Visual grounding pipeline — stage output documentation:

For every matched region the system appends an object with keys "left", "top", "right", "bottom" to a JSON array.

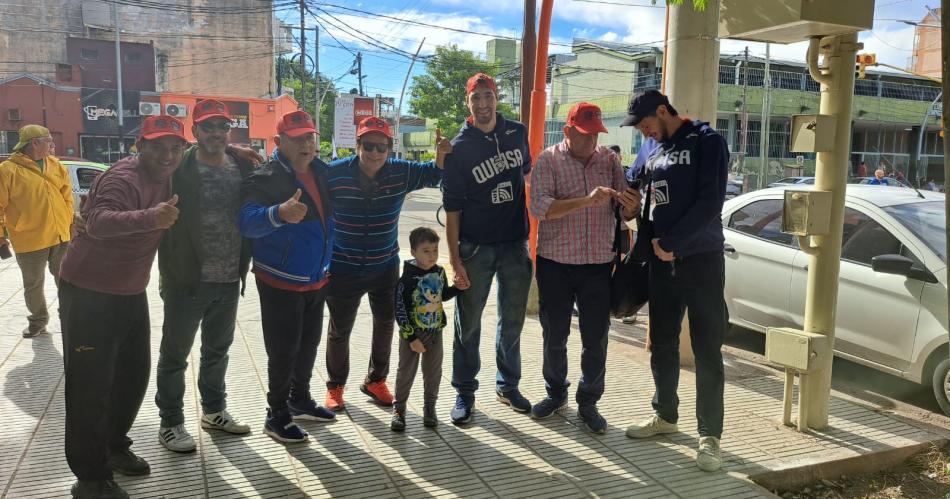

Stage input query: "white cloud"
[{"left": 601, "top": 31, "right": 619, "bottom": 42}]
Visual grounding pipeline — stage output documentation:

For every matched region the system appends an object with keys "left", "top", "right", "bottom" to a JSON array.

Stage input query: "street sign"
[{"left": 796, "top": 155, "right": 805, "bottom": 166}]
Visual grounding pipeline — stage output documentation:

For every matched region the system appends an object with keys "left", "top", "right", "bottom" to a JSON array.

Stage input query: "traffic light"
[{"left": 855, "top": 53, "right": 877, "bottom": 79}]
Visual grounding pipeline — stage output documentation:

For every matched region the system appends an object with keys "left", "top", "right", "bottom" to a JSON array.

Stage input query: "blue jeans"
[
  {"left": 648, "top": 251, "right": 726, "bottom": 439},
  {"left": 451, "top": 239, "right": 533, "bottom": 398},
  {"left": 155, "top": 282, "right": 239, "bottom": 428}
]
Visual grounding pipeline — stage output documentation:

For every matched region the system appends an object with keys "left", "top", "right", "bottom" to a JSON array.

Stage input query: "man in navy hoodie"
[
  {"left": 442, "top": 73, "right": 534, "bottom": 425},
  {"left": 620, "top": 90, "right": 729, "bottom": 472}
]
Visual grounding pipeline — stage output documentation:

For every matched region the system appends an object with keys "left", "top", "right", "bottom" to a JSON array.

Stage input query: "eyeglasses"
[
  {"left": 361, "top": 142, "right": 389, "bottom": 153},
  {"left": 198, "top": 121, "right": 232, "bottom": 133}
]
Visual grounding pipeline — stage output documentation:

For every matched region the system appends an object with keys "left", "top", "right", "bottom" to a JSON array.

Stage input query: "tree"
[
  {"left": 409, "top": 45, "right": 518, "bottom": 136},
  {"left": 663, "top": 0, "right": 707, "bottom": 9},
  {"left": 277, "top": 57, "right": 338, "bottom": 140}
]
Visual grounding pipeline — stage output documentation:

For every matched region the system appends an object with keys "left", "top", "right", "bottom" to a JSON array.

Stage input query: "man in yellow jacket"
[{"left": 0, "top": 124, "right": 74, "bottom": 337}]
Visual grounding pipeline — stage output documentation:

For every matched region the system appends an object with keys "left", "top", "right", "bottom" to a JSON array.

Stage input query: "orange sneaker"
[
  {"left": 325, "top": 386, "right": 345, "bottom": 412},
  {"left": 360, "top": 379, "right": 394, "bottom": 406}
]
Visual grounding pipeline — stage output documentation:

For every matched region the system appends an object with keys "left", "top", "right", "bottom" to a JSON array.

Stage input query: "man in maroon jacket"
[{"left": 58, "top": 116, "right": 187, "bottom": 499}]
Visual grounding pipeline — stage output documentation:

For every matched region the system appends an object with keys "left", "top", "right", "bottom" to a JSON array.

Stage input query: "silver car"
[
  {"left": 722, "top": 185, "right": 949, "bottom": 414},
  {"left": 61, "top": 159, "right": 109, "bottom": 211}
]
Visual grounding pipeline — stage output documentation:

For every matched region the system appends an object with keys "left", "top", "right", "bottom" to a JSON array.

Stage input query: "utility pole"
[
  {"left": 739, "top": 46, "right": 749, "bottom": 172},
  {"left": 357, "top": 52, "right": 364, "bottom": 96},
  {"left": 758, "top": 42, "right": 772, "bottom": 189},
  {"left": 395, "top": 38, "right": 426, "bottom": 160},
  {"left": 521, "top": 0, "right": 537, "bottom": 123},
  {"left": 112, "top": 2, "right": 124, "bottom": 136},
  {"left": 314, "top": 24, "right": 320, "bottom": 134},
  {"left": 299, "top": 0, "right": 307, "bottom": 111}
]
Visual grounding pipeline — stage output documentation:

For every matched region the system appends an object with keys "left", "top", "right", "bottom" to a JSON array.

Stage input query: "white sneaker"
[
  {"left": 158, "top": 424, "right": 196, "bottom": 453},
  {"left": 625, "top": 415, "right": 678, "bottom": 439},
  {"left": 201, "top": 410, "right": 251, "bottom": 434},
  {"left": 697, "top": 436, "right": 722, "bottom": 471}
]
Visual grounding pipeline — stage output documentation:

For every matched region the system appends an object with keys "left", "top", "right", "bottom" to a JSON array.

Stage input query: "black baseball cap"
[{"left": 620, "top": 90, "right": 676, "bottom": 127}]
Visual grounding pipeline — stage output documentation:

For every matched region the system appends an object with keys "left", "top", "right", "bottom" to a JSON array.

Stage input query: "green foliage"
[
  {"left": 409, "top": 45, "right": 519, "bottom": 137},
  {"left": 664, "top": 0, "right": 707, "bottom": 10},
  {"left": 277, "top": 57, "right": 338, "bottom": 138}
]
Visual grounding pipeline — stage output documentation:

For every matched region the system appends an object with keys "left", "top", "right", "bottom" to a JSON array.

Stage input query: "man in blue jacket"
[
  {"left": 620, "top": 90, "right": 729, "bottom": 472},
  {"left": 322, "top": 116, "right": 450, "bottom": 411},
  {"left": 442, "top": 73, "right": 534, "bottom": 425},
  {"left": 238, "top": 110, "right": 336, "bottom": 444}
]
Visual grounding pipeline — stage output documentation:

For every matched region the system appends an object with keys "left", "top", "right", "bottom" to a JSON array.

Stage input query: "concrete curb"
[{"left": 745, "top": 438, "right": 948, "bottom": 492}]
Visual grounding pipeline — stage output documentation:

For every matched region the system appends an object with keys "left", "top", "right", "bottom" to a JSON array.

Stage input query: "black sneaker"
[
  {"left": 577, "top": 404, "right": 607, "bottom": 434},
  {"left": 264, "top": 408, "right": 309, "bottom": 443},
  {"left": 496, "top": 388, "right": 531, "bottom": 413},
  {"left": 423, "top": 402, "right": 438, "bottom": 428},
  {"left": 71, "top": 480, "right": 129, "bottom": 499},
  {"left": 107, "top": 447, "right": 150, "bottom": 476},
  {"left": 287, "top": 398, "right": 336, "bottom": 422},
  {"left": 390, "top": 409, "right": 406, "bottom": 432},
  {"left": 531, "top": 397, "right": 568, "bottom": 420},
  {"left": 22, "top": 326, "right": 46, "bottom": 338}
]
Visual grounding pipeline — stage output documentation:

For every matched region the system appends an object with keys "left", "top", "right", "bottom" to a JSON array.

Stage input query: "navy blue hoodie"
[
  {"left": 442, "top": 114, "right": 532, "bottom": 244},
  {"left": 635, "top": 119, "right": 728, "bottom": 258}
]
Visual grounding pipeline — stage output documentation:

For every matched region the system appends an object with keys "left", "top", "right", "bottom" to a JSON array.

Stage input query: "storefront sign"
[{"left": 80, "top": 89, "right": 141, "bottom": 135}]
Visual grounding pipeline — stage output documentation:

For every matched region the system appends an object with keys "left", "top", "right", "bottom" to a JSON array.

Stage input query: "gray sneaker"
[
  {"left": 696, "top": 436, "right": 722, "bottom": 471},
  {"left": 201, "top": 410, "right": 251, "bottom": 434},
  {"left": 625, "top": 415, "right": 678, "bottom": 439},
  {"left": 158, "top": 424, "right": 196, "bottom": 453},
  {"left": 23, "top": 326, "right": 46, "bottom": 338}
]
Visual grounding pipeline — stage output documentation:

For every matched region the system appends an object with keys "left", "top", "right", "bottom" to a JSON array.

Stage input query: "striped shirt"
[
  {"left": 326, "top": 155, "right": 442, "bottom": 275},
  {"left": 530, "top": 141, "right": 626, "bottom": 265}
]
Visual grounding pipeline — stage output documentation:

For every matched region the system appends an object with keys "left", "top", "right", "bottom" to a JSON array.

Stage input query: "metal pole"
[
  {"left": 801, "top": 34, "right": 860, "bottom": 428},
  {"left": 521, "top": 0, "right": 536, "bottom": 123},
  {"left": 759, "top": 43, "right": 771, "bottom": 189},
  {"left": 739, "top": 46, "right": 749, "bottom": 171},
  {"left": 357, "top": 52, "right": 364, "bottom": 96},
  {"left": 395, "top": 38, "right": 426, "bottom": 159},
  {"left": 315, "top": 24, "right": 320, "bottom": 134},
  {"left": 299, "top": 0, "right": 306, "bottom": 111},
  {"left": 916, "top": 91, "right": 942, "bottom": 186},
  {"left": 113, "top": 2, "right": 123, "bottom": 132},
  {"left": 941, "top": 0, "right": 949, "bottom": 349}
]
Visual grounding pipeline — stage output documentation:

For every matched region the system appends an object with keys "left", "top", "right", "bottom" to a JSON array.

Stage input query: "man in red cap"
[
  {"left": 442, "top": 72, "right": 534, "bottom": 425},
  {"left": 527, "top": 102, "right": 641, "bottom": 433},
  {"left": 154, "top": 99, "right": 258, "bottom": 453},
  {"left": 238, "top": 110, "right": 337, "bottom": 444},
  {"left": 322, "top": 115, "right": 452, "bottom": 415},
  {"left": 58, "top": 115, "right": 188, "bottom": 499}
]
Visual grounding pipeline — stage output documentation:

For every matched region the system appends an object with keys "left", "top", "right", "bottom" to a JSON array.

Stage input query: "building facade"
[{"left": 911, "top": 8, "right": 941, "bottom": 79}]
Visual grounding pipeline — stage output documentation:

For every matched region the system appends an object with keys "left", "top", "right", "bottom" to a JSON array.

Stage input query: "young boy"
[{"left": 392, "top": 227, "right": 466, "bottom": 431}]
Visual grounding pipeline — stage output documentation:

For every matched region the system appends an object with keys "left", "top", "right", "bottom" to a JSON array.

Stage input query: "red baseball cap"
[
  {"left": 466, "top": 73, "right": 497, "bottom": 94},
  {"left": 356, "top": 116, "right": 393, "bottom": 139},
  {"left": 566, "top": 102, "right": 609, "bottom": 135},
  {"left": 277, "top": 110, "right": 318, "bottom": 137},
  {"left": 139, "top": 115, "right": 187, "bottom": 142},
  {"left": 193, "top": 99, "right": 231, "bottom": 123}
]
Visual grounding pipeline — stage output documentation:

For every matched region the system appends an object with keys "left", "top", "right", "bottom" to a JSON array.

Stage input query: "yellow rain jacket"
[{"left": 0, "top": 152, "right": 74, "bottom": 253}]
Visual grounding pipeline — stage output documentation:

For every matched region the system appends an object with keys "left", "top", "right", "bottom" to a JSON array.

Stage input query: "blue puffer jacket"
[{"left": 237, "top": 151, "right": 334, "bottom": 286}]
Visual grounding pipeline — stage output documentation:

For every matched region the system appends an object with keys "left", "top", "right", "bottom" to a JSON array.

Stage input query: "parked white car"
[
  {"left": 61, "top": 159, "right": 109, "bottom": 211},
  {"left": 722, "top": 185, "right": 949, "bottom": 414}
]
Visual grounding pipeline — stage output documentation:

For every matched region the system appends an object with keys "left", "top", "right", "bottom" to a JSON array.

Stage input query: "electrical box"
[
  {"left": 765, "top": 328, "right": 830, "bottom": 372},
  {"left": 790, "top": 114, "right": 836, "bottom": 153},
  {"left": 719, "top": 0, "right": 874, "bottom": 44},
  {"left": 782, "top": 189, "right": 831, "bottom": 236}
]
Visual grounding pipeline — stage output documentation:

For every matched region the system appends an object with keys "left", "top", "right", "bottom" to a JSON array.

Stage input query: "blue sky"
[{"left": 286, "top": 0, "right": 939, "bottom": 100}]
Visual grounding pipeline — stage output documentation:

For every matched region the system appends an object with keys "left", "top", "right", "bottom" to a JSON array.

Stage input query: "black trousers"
[
  {"left": 256, "top": 277, "right": 326, "bottom": 411},
  {"left": 536, "top": 256, "right": 612, "bottom": 406},
  {"left": 647, "top": 251, "right": 726, "bottom": 439},
  {"left": 60, "top": 280, "right": 151, "bottom": 481},
  {"left": 324, "top": 266, "right": 399, "bottom": 388}
]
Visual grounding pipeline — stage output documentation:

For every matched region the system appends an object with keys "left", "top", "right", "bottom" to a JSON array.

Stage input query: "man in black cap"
[{"left": 620, "top": 90, "right": 728, "bottom": 472}]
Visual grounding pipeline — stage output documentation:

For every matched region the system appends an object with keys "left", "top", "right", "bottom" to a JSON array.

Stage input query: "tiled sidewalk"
[{"left": 0, "top": 188, "right": 941, "bottom": 498}]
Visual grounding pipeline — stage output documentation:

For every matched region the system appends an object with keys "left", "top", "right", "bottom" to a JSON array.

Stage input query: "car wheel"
[{"left": 931, "top": 357, "right": 950, "bottom": 417}]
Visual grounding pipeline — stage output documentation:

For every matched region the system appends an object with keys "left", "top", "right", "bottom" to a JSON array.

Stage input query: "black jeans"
[
  {"left": 324, "top": 266, "right": 399, "bottom": 388},
  {"left": 536, "top": 256, "right": 612, "bottom": 406},
  {"left": 648, "top": 251, "right": 726, "bottom": 439},
  {"left": 60, "top": 280, "right": 151, "bottom": 481},
  {"left": 256, "top": 277, "right": 326, "bottom": 411}
]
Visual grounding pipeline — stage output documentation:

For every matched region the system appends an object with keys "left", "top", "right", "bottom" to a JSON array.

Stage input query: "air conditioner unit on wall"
[
  {"left": 139, "top": 102, "right": 160, "bottom": 116},
  {"left": 164, "top": 103, "right": 188, "bottom": 117}
]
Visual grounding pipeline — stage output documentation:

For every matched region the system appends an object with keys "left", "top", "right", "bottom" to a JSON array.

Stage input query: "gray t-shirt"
[{"left": 197, "top": 157, "right": 243, "bottom": 283}]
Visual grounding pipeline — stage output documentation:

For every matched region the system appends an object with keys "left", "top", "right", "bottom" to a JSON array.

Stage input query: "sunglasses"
[
  {"left": 361, "top": 142, "right": 389, "bottom": 153},
  {"left": 198, "top": 121, "right": 232, "bottom": 133}
]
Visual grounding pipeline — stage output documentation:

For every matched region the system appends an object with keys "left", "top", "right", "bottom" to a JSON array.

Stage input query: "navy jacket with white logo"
[
  {"left": 634, "top": 119, "right": 728, "bottom": 258},
  {"left": 442, "top": 114, "right": 532, "bottom": 244}
]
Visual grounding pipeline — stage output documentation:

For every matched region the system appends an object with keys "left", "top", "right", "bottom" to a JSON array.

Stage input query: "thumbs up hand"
[
  {"left": 154, "top": 194, "right": 180, "bottom": 229},
  {"left": 278, "top": 189, "right": 308, "bottom": 224}
]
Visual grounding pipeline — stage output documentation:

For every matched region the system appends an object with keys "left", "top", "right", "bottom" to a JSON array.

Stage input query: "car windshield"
[{"left": 883, "top": 201, "right": 946, "bottom": 264}]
